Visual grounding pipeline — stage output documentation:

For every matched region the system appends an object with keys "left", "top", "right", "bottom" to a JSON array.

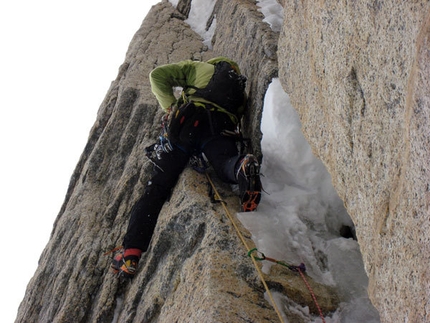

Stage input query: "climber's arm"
[{"left": 149, "top": 61, "right": 195, "bottom": 112}]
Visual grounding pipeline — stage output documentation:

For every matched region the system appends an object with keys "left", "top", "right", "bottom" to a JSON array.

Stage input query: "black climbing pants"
[{"left": 123, "top": 105, "right": 242, "bottom": 251}]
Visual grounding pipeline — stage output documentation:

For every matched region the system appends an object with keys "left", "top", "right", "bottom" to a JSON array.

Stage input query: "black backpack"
[{"left": 188, "top": 61, "right": 247, "bottom": 115}]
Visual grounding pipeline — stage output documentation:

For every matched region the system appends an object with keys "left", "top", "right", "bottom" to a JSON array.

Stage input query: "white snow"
[
  {"left": 168, "top": 0, "right": 179, "bottom": 8},
  {"left": 257, "top": 0, "right": 284, "bottom": 32},
  {"left": 174, "top": 1, "right": 380, "bottom": 321},
  {"left": 111, "top": 295, "right": 124, "bottom": 323},
  {"left": 237, "top": 79, "right": 380, "bottom": 322},
  {"left": 184, "top": 0, "right": 217, "bottom": 48}
]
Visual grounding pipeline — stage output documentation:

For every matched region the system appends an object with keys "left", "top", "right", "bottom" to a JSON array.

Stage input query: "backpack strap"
[
  {"left": 192, "top": 101, "right": 240, "bottom": 125},
  {"left": 183, "top": 61, "right": 246, "bottom": 122}
]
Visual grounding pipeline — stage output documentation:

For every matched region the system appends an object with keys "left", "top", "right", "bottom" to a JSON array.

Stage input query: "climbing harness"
[
  {"left": 145, "top": 106, "right": 250, "bottom": 176},
  {"left": 205, "top": 172, "right": 327, "bottom": 323}
]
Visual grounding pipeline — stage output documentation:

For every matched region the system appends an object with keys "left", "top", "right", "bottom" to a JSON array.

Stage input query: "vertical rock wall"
[
  {"left": 16, "top": 1, "right": 335, "bottom": 323},
  {"left": 278, "top": 1, "right": 430, "bottom": 322},
  {"left": 18, "top": 0, "right": 430, "bottom": 321}
]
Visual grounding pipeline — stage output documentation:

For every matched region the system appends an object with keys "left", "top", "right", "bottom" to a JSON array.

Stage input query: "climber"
[{"left": 111, "top": 57, "right": 262, "bottom": 278}]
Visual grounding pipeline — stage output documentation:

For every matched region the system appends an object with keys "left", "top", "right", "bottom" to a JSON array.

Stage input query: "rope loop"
[
  {"left": 248, "top": 248, "right": 306, "bottom": 273},
  {"left": 247, "top": 248, "right": 266, "bottom": 261}
]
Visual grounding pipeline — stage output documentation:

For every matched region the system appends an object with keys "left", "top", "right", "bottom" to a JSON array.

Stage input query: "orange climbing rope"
[{"left": 298, "top": 269, "right": 326, "bottom": 322}]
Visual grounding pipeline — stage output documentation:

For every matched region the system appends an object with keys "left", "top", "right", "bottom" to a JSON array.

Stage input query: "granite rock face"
[
  {"left": 16, "top": 1, "right": 335, "bottom": 323},
  {"left": 278, "top": 1, "right": 430, "bottom": 322},
  {"left": 17, "top": 0, "right": 430, "bottom": 322}
]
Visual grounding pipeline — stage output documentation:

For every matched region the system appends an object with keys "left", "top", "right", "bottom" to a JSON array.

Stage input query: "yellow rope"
[{"left": 205, "top": 172, "right": 285, "bottom": 323}]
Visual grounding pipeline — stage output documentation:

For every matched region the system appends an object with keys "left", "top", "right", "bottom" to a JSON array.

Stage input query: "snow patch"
[
  {"left": 238, "top": 78, "right": 380, "bottom": 322},
  {"left": 257, "top": 0, "right": 284, "bottom": 32},
  {"left": 168, "top": 0, "right": 179, "bottom": 8},
  {"left": 185, "top": 0, "right": 217, "bottom": 49},
  {"left": 111, "top": 295, "right": 124, "bottom": 323}
]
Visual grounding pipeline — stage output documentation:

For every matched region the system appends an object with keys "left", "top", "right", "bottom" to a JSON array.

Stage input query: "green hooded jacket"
[{"left": 149, "top": 57, "right": 246, "bottom": 122}]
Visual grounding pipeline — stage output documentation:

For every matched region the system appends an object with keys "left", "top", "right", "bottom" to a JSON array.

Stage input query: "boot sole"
[{"left": 241, "top": 161, "right": 261, "bottom": 212}]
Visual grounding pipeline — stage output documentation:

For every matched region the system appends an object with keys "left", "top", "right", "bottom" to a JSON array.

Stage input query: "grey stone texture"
[
  {"left": 16, "top": 0, "right": 430, "bottom": 322},
  {"left": 278, "top": 1, "right": 430, "bottom": 322}
]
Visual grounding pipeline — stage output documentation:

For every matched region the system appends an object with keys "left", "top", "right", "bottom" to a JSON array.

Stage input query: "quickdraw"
[
  {"left": 204, "top": 172, "right": 285, "bottom": 322},
  {"left": 205, "top": 171, "right": 327, "bottom": 323},
  {"left": 247, "top": 248, "right": 306, "bottom": 272},
  {"left": 247, "top": 248, "right": 326, "bottom": 323}
]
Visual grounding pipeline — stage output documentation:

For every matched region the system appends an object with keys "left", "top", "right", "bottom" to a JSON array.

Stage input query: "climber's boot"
[
  {"left": 236, "top": 154, "right": 262, "bottom": 212},
  {"left": 111, "top": 248, "right": 141, "bottom": 279}
]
